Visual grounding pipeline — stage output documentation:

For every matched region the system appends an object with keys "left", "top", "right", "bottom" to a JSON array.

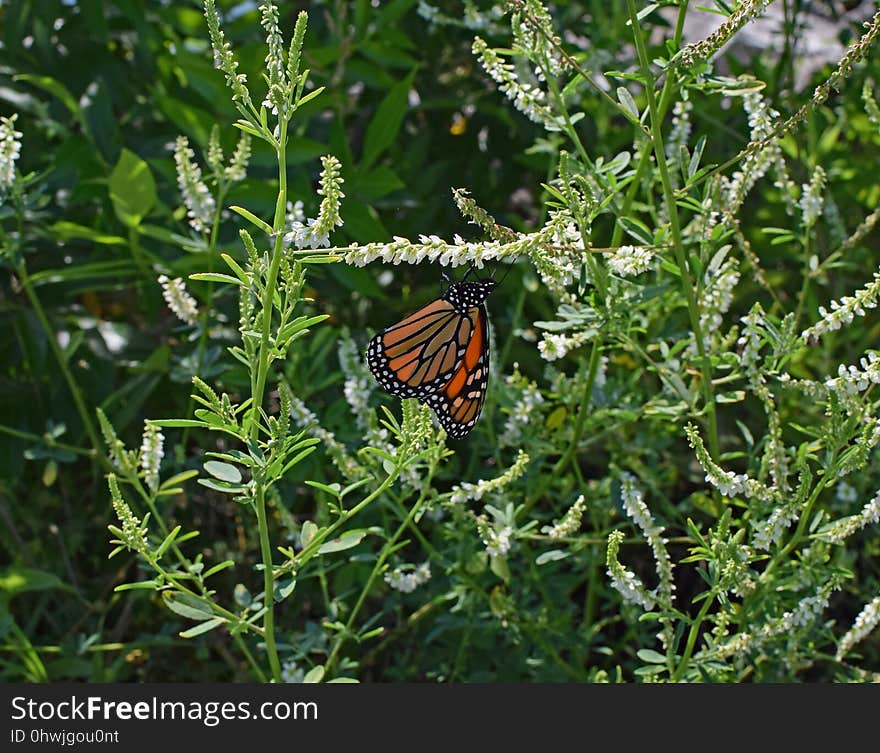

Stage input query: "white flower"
[
  {"left": 158, "top": 275, "right": 199, "bottom": 325},
  {"left": 473, "top": 36, "right": 556, "bottom": 128},
  {"left": 824, "top": 491, "right": 880, "bottom": 543},
  {"left": 620, "top": 474, "right": 675, "bottom": 613},
  {"left": 606, "top": 245, "right": 655, "bottom": 276},
  {"left": 836, "top": 594, "right": 880, "bottom": 661},
  {"left": 545, "top": 495, "right": 586, "bottom": 539},
  {"left": 384, "top": 562, "right": 432, "bottom": 593},
  {"left": 139, "top": 421, "right": 165, "bottom": 492},
  {"left": 799, "top": 165, "right": 826, "bottom": 228},
  {"left": 0, "top": 113, "right": 23, "bottom": 193},
  {"left": 500, "top": 372, "right": 544, "bottom": 447},
  {"left": 448, "top": 450, "right": 529, "bottom": 504},
  {"left": 483, "top": 525, "right": 513, "bottom": 558},
  {"left": 173, "top": 136, "right": 216, "bottom": 233},
  {"left": 537, "top": 331, "right": 591, "bottom": 361},
  {"left": 802, "top": 269, "right": 880, "bottom": 342}
]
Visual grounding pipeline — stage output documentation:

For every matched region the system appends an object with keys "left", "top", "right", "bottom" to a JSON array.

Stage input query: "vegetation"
[{"left": 2, "top": 0, "right": 880, "bottom": 683}]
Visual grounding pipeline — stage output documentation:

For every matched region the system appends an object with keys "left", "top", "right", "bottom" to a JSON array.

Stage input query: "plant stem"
[
  {"left": 324, "top": 490, "right": 428, "bottom": 674},
  {"left": 182, "top": 193, "right": 226, "bottom": 449},
  {"left": 16, "top": 261, "right": 107, "bottom": 467},
  {"left": 255, "top": 483, "right": 282, "bottom": 682},
  {"left": 554, "top": 338, "right": 602, "bottom": 473},
  {"left": 627, "top": 0, "right": 719, "bottom": 458},
  {"left": 670, "top": 589, "right": 715, "bottom": 682},
  {"left": 246, "top": 119, "right": 291, "bottom": 684}
]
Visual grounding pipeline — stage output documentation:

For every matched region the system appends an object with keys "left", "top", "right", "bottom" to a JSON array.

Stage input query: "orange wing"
[
  {"left": 366, "top": 298, "right": 474, "bottom": 399},
  {"left": 425, "top": 305, "right": 490, "bottom": 439}
]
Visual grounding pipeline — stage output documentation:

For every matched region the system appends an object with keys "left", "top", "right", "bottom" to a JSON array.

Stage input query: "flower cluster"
[
  {"left": 225, "top": 132, "right": 252, "bottom": 182},
  {"left": 0, "top": 113, "right": 23, "bottom": 193},
  {"left": 448, "top": 450, "right": 529, "bottom": 504},
  {"left": 173, "top": 136, "right": 216, "bottom": 234},
  {"left": 343, "top": 213, "right": 562, "bottom": 272},
  {"left": 537, "top": 331, "right": 591, "bottom": 361},
  {"left": 338, "top": 333, "right": 373, "bottom": 432},
  {"left": 606, "top": 530, "right": 655, "bottom": 611},
  {"left": 721, "top": 90, "right": 793, "bottom": 215},
  {"left": 288, "top": 395, "right": 362, "bottom": 480},
  {"left": 605, "top": 245, "right": 655, "bottom": 277},
  {"left": 476, "top": 517, "right": 514, "bottom": 558},
  {"left": 544, "top": 494, "right": 586, "bottom": 539},
  {"left": 823, "top": 491, "right": 880, "bottom": 543},
  {"left": 260, "top": 3, "right": 286, "bottom": 115},
  {"left": 836, "top": 594, "right": 880, "bottom": 661},
  {"left": 699, "top": 258, "right": 740, "bottom": 337},
  {"left": 472, "top": 36, "right": 555, "bottom": 128},
  {"left": 713, "top": 581, "right": 840, "bottom": 660},
  {"left": 139, "top": 421, "right": 165, "bottom": 492},
  {"left": 799, "top": 165, "right": 826, "bottom": 228},
  {"left": 510, "top": 0, "right": 568, "bottom": 80},
  {"left": 158, "top": 275, "right": 199, "bottom": 325},
  {"left": 620, "top": 473, "right": 675, "bottom": 612},
  {"left": 499, "top": 368, "right": 545, "bottom": 446},
  {"left": 384, "top": 562, "right": 432, "bottom": 593},
  {"left": 678, "top": 0, "right": 773, "bottom": 68},
  {"left": 801, "top": 268, "right": 880, "bottom": 342},
  {"left": 107, "top": 475, "right": 149, "bottom": 555},
  {"left": 686, "top": 424, "right": 779, "bottom": 503},
  {"left": 823, "top": 351, "right": 880, "bottom": 400},
  {"left": 204, "top": 0, "right": 254, "bottom": 110},
  {"left": 287, "top": 155, "right": 344, "bottom": 249}
]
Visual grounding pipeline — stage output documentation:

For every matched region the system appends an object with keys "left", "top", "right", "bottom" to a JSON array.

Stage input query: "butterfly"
[{"left": 366, "top": 278, "right": 495, "bottom": 439}]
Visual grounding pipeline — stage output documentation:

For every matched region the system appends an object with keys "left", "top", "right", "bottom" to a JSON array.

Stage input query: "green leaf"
[
  {"left": 616, "top": 86, "right": 641, "bottom": 123},
  {"left": 160, "top": 470, "right": 199, "bottom": 490},
  {"left": 490, "top": 555, "right": 510, "bottom": 583},
  {"left": 229, "top": 205, "right": 273, "bottom": 235},
  {"left": 49, "top": 221, "right": 126, "bottom": 246},
  {"left": 301, "top": 520, "right": 319, "bottom": 548},
  {"left": 114, "top": 580, "right": 160, "bottom": 592},
  {"left": 203, "top": 460, "right": 242, "bottom": 484},
  {"left": 303, "top": 665, "right": 325, "bottom": 683},
  {"left": 197, "top": 478, "right": 245, "bottom": 494},
  {"left": 536, "top": 549, "right": 570, "bottom": 565},
  {"left": 318, "top": 531, "right": 367, "bottom": 554},
  {"left": 179, "top": 617, "right": 226, "bottom": 639},
  {"left": 189, "top": 272, "right": 245, "bottom": 286},
  {"left": 150, "top": 419, "right": 206, "bottom": 428},
  {"left": 361, "top": 70, "right": 415, "bottom": 169},
  {"left": 0, "top": 567, "right": 65, "bottom": 598},
  {"left": 637, "top": 649, "right": 667, "bottom": 664},
  {"left": 163, "top": 592, "right": 214, "bottom": 621},
  {"left": 108, "top": 149, "right": 157, "bottom": 227},
  {"left": 14, "top": 74, "right": 84, "bottom": 129}
]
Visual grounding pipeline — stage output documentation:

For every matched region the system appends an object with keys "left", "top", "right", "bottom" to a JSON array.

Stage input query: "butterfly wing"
[
  {"left": 367, "top": 297, "right": 474, "bottom": 399},
  {"left": 425, "top": 303, "right": 490, "bottom": 439}
]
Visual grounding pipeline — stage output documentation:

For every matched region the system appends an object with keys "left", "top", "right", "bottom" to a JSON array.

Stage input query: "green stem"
[
  {"left": 671, "top": 589, "right": 715, "bottom": 682},
  {"left": 627, "top": 0, "right": 719, "bottom": 458},
  {"left": 325, "top": 490, "right": 427, "bottom": 674},
  {"left": 0, "top": 424, "right": 94, "bottom": 458},
  {"left": 255, "top": 485, "right": 282, "bottom": 682},
  {"left": 16, "top": 261, "right": 106, "bottom": 467},
  {"left": 247, "top": 119, "right": 289, "bottom": 683},
  {"left": 182, "top": 192, "right": 226, "bottom": 448},
  {"left": 553, "top": 338, "right": 602, "bottom": 473},
  {"left": 293, "top": 468, "right": 401, "bottom": 568}
]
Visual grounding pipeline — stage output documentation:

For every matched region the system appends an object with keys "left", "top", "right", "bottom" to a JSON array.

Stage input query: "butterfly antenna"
[{"left": 495, "top": 251, "right": 522, "bottom": 286}]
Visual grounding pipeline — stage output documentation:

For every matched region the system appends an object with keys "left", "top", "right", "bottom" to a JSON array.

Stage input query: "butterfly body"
[{"left": 367, "top": 280, "right": 495, "bottom": 438}]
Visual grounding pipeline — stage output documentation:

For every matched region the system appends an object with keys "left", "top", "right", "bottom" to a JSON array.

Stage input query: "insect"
[{"left": 366, "top": 277, "right": 495, "bottom": 439}]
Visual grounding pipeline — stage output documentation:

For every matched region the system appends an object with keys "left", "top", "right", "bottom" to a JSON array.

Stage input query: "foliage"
[{"left": 2, "top": 0, "right": 880, "bottom": 683}]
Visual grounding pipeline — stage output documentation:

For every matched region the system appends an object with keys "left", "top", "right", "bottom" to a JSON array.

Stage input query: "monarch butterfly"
[{"left": 366, "top": 278, "right": 495, "bottom": 439}]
